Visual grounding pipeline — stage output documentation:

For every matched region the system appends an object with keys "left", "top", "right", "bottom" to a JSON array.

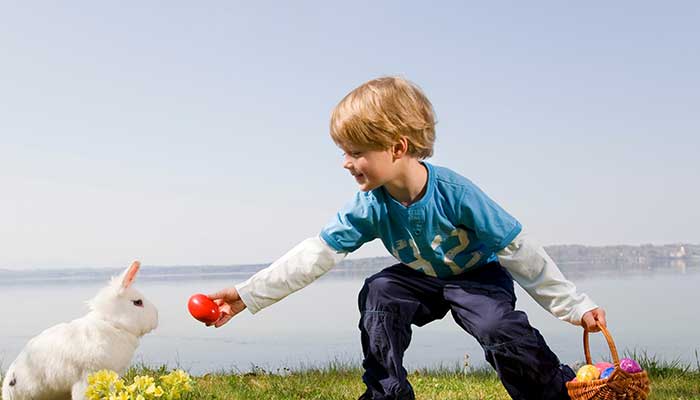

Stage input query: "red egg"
[{"left": 188, "top": 294, "right": 221, "bottom": 324}]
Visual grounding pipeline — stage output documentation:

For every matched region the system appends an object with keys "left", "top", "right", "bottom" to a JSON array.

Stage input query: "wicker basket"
[{"left": 566, "top": 323, "right": 650, "bottom": 400}]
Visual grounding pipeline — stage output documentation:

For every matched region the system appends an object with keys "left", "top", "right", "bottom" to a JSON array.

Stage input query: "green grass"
[{"left": 2, "top": 355, "right": 699, "bottom": 399}]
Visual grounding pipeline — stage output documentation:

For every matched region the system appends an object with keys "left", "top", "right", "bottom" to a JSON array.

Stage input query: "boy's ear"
[{"left": 392, "top": 137, "right": 409, "bottom": 159}]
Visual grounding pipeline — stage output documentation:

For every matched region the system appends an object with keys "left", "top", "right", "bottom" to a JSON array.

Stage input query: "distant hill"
[
  {"left": 0, "top": 243, "right": 697, "bottom": 284},
  {"left": 545, "top": 243, "right": 698, "bottom": 265}
]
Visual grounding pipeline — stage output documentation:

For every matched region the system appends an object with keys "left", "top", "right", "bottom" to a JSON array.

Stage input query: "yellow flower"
[
  {"left": 145, "top": 382, "right": 163, "bottom": 396},
  {"left": 85, "top": 387, "right": 103, "bottom": 400},
  {"left": 88, "top": 370, "right": 119, "bottom": 386},
  {"left": 109, "top": 391, "right": 130, "bottom": 400},
  {"left": 87, "top": 368, "right": 193, "bottom": 400},
  {"left": 158, "top": 369, "right": 194, "bottom": 399},
  {"left": 86, "top": 370, "right": 124, "bottom": 400},
  {"left": 134, "top": 375, "right": 156, "bottom": 391},
  {"left": 152, "top": 385, "right": 165, "bottom": 397}
]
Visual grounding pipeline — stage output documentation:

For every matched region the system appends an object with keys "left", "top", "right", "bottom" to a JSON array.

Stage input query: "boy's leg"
[
  {"left": 445, "top": 263, "right": 574, "bottom": 400},
  {"left": 358, "top": 264, "right": 449, "bottom": 400}
]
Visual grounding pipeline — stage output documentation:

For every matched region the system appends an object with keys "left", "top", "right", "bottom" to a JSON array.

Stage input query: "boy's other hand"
[
  {"left": 207, "top": 287, "right": 247, "bottom": 328},
  {"left": 581, "top": 307, "right": 607, "bottom": 332}
]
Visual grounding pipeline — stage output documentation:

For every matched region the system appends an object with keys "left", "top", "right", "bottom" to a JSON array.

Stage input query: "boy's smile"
[
  {"left": 342, "top": 147, "right": 396, "bottom": 192},
  {"left": 341, "top": 139, "right": 428, "bottom": 207}
]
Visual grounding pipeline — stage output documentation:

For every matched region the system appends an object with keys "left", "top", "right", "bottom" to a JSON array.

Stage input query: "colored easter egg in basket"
[
  {"left": 576, "top": 364, "right": 600, "bottom": 382},
  {"left": 595, "top": 362, "right": 614, "bottom": 372},
  {"left": 188, "top": 293, "right": 221, "bottom": 324},
  {"left": 619, "top": 358, "right": 642, "bottom": 373},
  {"left": 600, "top": 366, "right": 615, "bottom": 379}
]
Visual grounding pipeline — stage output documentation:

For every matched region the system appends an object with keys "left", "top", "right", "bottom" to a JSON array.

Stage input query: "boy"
[{"left": 209, "top": 77, "right": 606, "bottom": 400}]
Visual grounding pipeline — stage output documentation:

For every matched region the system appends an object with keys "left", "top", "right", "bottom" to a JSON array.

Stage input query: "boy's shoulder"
[
  {"left": 428, "top": 163, "right": 513, "bottom": 219},
  {"left": 429, "top": 163, "right": 478, "bottom": 191}
]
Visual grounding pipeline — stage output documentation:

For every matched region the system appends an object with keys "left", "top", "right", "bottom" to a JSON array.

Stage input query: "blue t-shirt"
[{"left": 320, "top": 162, "right": 522, "bottom": 278}]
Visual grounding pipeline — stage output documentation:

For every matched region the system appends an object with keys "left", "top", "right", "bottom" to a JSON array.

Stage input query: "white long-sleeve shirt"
[
  {"left": 235, "top": 232, "right": 597, "bottom": 325},
  {"left": 496, "top": 231, "right": 597, "bottom": 325}
]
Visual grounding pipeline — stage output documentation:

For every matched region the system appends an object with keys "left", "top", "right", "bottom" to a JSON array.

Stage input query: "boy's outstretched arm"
[
  {"left": 207, "top": 236, "right": 347, "bottom": 327},
  {"left": 497, "top": 230, "right": 607, "bottom": 331},
  {"left": 208, "top": 287, "right": 247, "bottom": 328}
]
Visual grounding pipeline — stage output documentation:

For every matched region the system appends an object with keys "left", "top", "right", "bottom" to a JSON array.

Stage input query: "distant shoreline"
[
  {"left": 3, "top": 242, "right": 698, "bottom": 270},
  {"left": 1, "top": 243, "right": 698, "bottom": 284}
]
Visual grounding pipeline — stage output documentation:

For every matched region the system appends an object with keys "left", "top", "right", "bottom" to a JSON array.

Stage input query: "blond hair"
[{"left": 330, "top": 76, "right": 436, "bottom": 159}]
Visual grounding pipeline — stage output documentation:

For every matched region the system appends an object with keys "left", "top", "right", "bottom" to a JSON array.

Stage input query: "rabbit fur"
[{"left": 1, "top": 261, "right": 158, "bottom": 400}]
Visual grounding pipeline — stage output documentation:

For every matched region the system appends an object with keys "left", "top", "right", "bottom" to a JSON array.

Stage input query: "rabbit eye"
[{"left": 132, "top": 299, "right": 144, "bottom": 307}]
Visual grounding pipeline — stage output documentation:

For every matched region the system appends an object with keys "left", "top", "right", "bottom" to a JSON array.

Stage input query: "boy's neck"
[{"left": 383, "top": 159, "right": 428, "bottom": 207}]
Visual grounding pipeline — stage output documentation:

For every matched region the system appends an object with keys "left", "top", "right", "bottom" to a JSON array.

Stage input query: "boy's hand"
[
  {"left": 207, "top": 287, "right": 247, "bottom": 328},
  {"left": 581, "top": 307, "right": 607, "bottom": 332}
]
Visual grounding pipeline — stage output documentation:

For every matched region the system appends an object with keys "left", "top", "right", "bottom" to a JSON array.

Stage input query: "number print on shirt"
[
  {"left": 393, "top": 228, "right": 481, "bottom": 277},
  {"left": 392, "top": 237, "right": 438, "bottom": 277}
]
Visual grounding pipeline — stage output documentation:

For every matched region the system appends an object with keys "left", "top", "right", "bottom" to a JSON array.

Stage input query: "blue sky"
[{"left": 1, "top": 2, "right": 698, "bottom": 269}]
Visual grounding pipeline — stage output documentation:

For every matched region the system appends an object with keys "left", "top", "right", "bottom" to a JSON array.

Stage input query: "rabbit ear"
[{"left": 121, "top": 260, "right": 141, "bottom": 289}]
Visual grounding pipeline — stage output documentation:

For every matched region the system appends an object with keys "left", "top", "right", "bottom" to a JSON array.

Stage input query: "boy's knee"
[
  {"left": 474, "top": 311, "right": 532, "bottom": 345},
  {"left": 473, "top": 317, "right": 507, "bottom": 343}
]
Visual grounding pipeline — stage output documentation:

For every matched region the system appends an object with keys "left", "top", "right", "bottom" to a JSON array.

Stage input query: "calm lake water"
[{"left": 1, "top": 261, "right": 699, "bottom": 375}]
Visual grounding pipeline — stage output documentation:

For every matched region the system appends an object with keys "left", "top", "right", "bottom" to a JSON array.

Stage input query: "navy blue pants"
[{"left": 358, "top": 262, "right": 575, "bottom": 400}]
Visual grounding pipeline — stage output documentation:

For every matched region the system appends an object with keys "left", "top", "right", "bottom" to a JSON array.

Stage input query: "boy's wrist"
[
  {"left": 234, "top": 280, "right": 260, "bottom": 314},
  {"left": 571, "top": 299, "right": 598, "bottom": 326}
]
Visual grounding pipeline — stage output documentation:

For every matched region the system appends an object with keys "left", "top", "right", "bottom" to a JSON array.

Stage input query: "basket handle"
[{"left": 583, "top": 321, "right": 620, "bottom": 367}]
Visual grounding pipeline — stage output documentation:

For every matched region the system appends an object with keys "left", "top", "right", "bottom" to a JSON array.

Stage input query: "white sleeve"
[
  {"left": 234, "top": 236, "right": 347, "bottom": 314},
  {"left": 496, "top": 230, "right": 597, "bottom": 325}
]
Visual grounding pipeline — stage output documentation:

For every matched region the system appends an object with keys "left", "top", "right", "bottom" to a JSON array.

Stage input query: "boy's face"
[{"left": 341, "top": 145, "right": 396, "bottom": 192}]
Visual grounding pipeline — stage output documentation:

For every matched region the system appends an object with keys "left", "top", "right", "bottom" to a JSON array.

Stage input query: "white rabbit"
[{"left": 2, "top": 260, "right": 158, "bottom": 400}]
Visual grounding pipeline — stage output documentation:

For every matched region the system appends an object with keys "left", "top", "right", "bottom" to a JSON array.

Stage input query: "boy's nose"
[{"left": 342, "top": 156, "right": 352, "bottom": 170}]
